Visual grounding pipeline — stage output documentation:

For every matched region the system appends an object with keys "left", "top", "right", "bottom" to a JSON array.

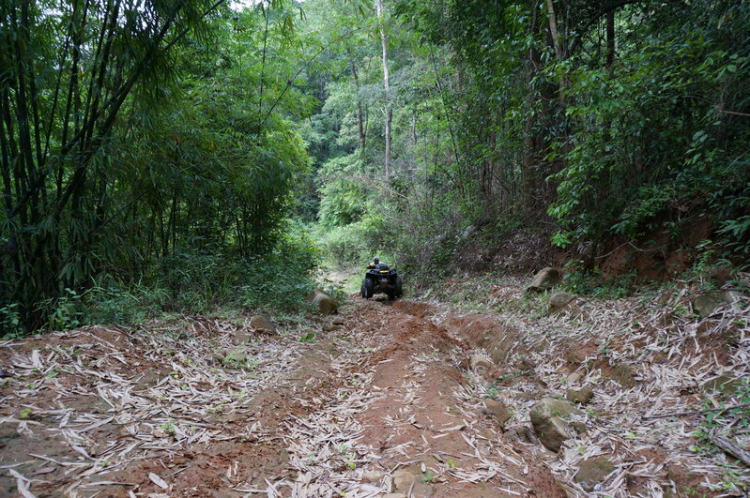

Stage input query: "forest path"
[
  {"left": 1, "top": 285, "right": 749, "bottom": 497},
  {"left": 0, "top": 297, "right": 562, "bottom": 498}
]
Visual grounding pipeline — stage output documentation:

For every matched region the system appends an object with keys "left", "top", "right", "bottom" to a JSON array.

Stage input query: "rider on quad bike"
[
  {"left": 368, "top": 257, "right": 384, "bottom": 269},
  {"left": 361, "top": 257, "right": 403, "bottom": 300}
]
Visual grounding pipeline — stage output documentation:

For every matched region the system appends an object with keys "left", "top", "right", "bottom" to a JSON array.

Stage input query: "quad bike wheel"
[
  {"left": 387, "top": 276, "right": 403, "bottom": 300},
  {"left": 361, "top": 278, "right": 374, "bottom": 298}
]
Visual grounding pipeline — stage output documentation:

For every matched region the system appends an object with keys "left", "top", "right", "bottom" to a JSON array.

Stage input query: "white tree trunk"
[{"left": 376, "top": 0, "right": 392, "bottom": 178}]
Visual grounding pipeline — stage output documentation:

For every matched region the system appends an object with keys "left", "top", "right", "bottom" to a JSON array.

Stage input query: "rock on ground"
[
  {"left": 307, "top": 288, "right": 338, "bottom": 314},
  {"left": 574, "top": 456, "right": 616, "bottom": 491},
  {"left": 470, "top": 353, "right": 493, "bottom": 369},
  {"left": 526, "top": 267, "right": 561, "bottom": 293},
  {"left": 567, "top": 386, "right": 594, "bottom": 405},
  {"left": 693, "top": 291, "right": 741, "bottom": 317},
  {"left": 548, "top": 291, "right": 575, "bottom": 311},
  {"left": 484, "top": 399, "right": 512, "bottom": 428},
  {"left": 529, "top": 397, "right": 582, "bottom": 452},
  {"left": 249, "top": 315, "right": 277, "bottom": 334}
]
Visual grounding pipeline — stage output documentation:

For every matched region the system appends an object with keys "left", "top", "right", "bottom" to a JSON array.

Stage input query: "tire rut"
[{"left": 0, "top": 299, "right": 563, "bottom": 497}]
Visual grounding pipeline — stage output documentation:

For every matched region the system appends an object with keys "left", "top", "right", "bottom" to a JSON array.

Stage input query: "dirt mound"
[
  {"left": 343, "top": 300, "right": 563, "bottom": 497},
  {"left": 441, "top": 314, "right": 520, "bottom": 364},
  {"left": 391, "top": 300, "right": 436, "bottom": 318},
  {"left": 454, "top": 228, "right": 559, "bottom": 273},
  {"left": 600, "top": 214, "right": 714, "bottom": 281}
]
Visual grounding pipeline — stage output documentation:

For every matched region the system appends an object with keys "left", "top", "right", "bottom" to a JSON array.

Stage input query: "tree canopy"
[{"left": 2, "top": 0, "right": 749, "bottom": 333}]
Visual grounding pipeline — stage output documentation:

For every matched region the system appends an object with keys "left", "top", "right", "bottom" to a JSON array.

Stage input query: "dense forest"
[{"left": 1, "top": 0, "right": 749, "bottom": 334}]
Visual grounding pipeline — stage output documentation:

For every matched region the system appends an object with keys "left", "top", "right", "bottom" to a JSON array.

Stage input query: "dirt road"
[{"left": 1, "top": 286, "right": 749, "bottom": 497}]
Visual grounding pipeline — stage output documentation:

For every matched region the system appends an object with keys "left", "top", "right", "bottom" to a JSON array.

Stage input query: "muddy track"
[
  {"left": 0, "top": 299, "right": 565, "bottom": 497},
  {"left": 2, "top": 287, "right": 749, "bottom": 497}
]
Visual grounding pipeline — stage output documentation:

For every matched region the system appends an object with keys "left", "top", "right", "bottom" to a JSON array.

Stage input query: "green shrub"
[
  {"left": 317, "top": 212, "right": 392, "bottom": 269},
  {"left": 85, "top": 285, "right": 169, "bottom": 325},
  {"left": 239, "top": 228, "right": 321, "bottom": 313}
]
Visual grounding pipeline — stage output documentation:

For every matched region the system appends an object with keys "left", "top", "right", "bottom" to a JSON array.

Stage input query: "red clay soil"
[
  {"left": 599, "top": 213, "right": 714, "bottom": 282},
  {"left": 0, "top": 300, "right": 565, "bottom": 498},
  {"left": 350, "top": 303, "right": 563, "bottom": 497}
]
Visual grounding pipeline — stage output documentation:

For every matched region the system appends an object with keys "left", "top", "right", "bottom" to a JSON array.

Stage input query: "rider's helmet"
[{"left": 373, "top": 257, "right": 380, "bottom": 264}]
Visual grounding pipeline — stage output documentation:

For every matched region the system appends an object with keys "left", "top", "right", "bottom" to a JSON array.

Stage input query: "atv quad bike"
[{"left": 360, "top": 265, "right": 403, "bottom": 300}]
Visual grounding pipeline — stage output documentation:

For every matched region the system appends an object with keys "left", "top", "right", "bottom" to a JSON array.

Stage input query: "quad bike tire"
[
  {"left": 361, "top": 278, "right": 374, "bottom": 299},
  {"left": 387, "top": 276, "right": 403, "bottom": 300}
]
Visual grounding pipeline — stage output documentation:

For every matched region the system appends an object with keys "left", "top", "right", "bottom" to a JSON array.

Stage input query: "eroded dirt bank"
[{"left": 1, "top": 283, "right": 749, "bottom": 497}]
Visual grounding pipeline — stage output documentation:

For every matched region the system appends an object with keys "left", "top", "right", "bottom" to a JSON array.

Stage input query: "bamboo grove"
[{"left": 1, "top": 0, "right": 312, "bottom": 331}]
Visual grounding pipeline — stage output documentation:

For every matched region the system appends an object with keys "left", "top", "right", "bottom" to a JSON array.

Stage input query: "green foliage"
[
  {"left": 317, "top": 214, "right": 390, "bottom": 268},
  {"left": 0, "top": 0, "right": 230, "bottom": 332},
  {"left": 322, "top": 282, "right": 348, "bottom": 305},
  {"left": 715, "top": 183, "right": 750, "bottom": 267},
  {"left": 41, "top": 289, "right": 85, "bottom": 332},
  {"left": 239, "top": 237, "right": 321, "bottom": 313},
  {"left": 0, "top": 303, "right": 22, "bottom": 338},
  {"left": 692, "top": 378, "right": 750, "bottom": 494},
  {"left": 561, "top": 260, "right": 636, "bottom": 299},
  {"left": 317, "top": 155, "right": 367, "bottom": 227},
  {"left": 24, "top": 283, "right": 168, "bottom": 333},
  {"left": 548, "top": 1, "right": 750, "bottom": 256},
  {"left": 0, "top": 1, "right": 318, "bottom": 333},
  {"left": 298, "top": 332, "right": 317, "bottom": 343}
]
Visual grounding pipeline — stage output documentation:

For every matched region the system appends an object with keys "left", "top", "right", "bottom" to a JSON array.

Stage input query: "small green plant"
[
  {"left": 0, "top": 302, "right": 22, "bottom": 337},
  {"left": 19, "top": 408, "right": 33, "bottom": 419},
  {"left": 42, "top": 288, "right": 84, "bottom": 331},
  {"left": 160, "top": 419, "right": 176, "bottom": 434},
  {"left": 207, "top": 403, "right": 225, "bottom": 413},
  {"left": 682, "top": 485, "right": 706, "bottom": 497},
  {"left": 560, "top": 260, "right": 636, "bottom": 299},
  {"left": 323, "top": 282, "right": 348, "bottom": 306},
  {"left": 709, "top": 466, "right": 747, "bottom": 493},
  {"left": 299, "top": 332, "right": 317, "bottom": 343},
  {"left": 692, "top": 380, "right": 750, "bottom": 456},
  {"left": 422, "top": 470, "right": 436, "bottom": 483}
]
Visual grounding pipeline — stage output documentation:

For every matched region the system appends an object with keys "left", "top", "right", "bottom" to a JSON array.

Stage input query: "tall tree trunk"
[
  {"left": 545, "top": 0, "right": 566, "bottom": 103},
  {"left": 606, "top": 9, "right": 616, "bottom": 68},
  {"left": 545, "top": 0, "right": 563, "bottom": 61},
  {"left": 523, "top": 0, "right": 558, "bottom": 210},
  {"left": 522, "top": 2, "right": 541, "bottom": 210},
  {"left": 346, "top": 46, "right": 367, "bottom": 151},
  {"left": 376, "top": 0, "right": 392, "bottom": 178}
]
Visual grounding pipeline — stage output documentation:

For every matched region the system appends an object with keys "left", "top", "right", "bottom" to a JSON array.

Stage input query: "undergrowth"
[
  {"left": 1, "top": 232, "right": 322, "bottom": 338},
  {"left": 691, "top": 379, "right": 750, "bottom": 494}
]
